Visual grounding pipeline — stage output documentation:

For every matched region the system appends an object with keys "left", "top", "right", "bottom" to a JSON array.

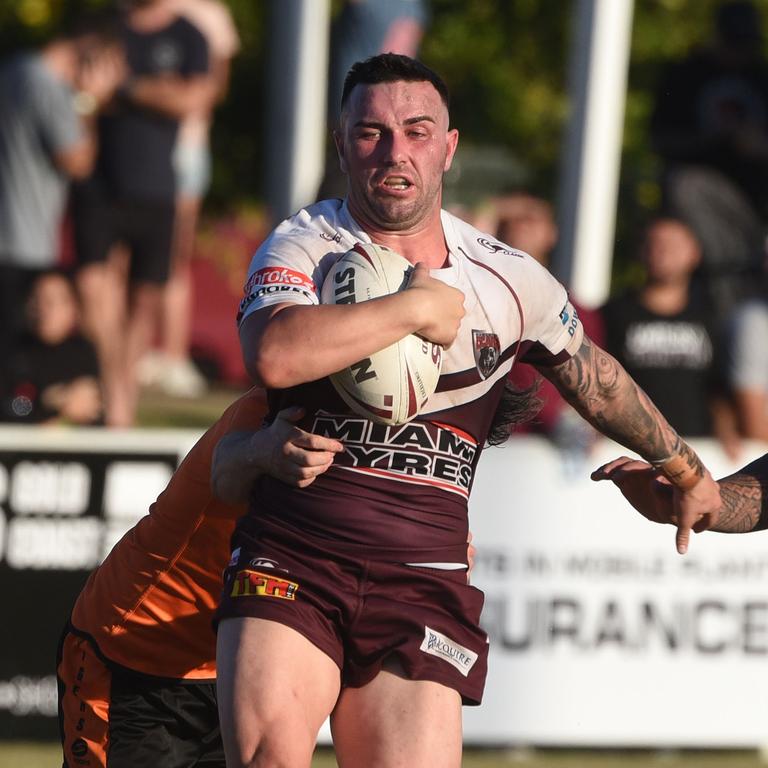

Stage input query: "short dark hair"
[{"left": 340, "top": 53, "right": 450, "bottom": 112}]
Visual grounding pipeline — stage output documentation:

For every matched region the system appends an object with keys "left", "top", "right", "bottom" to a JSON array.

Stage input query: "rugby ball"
[{"left": 320, "top": 242, "right": 442, "bottom": 425}]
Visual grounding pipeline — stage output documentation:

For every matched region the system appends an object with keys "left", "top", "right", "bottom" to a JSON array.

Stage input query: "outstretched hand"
[
  {"left": 592, "top": 457, "right": 721, "bottom": 554},
  {"left": 264, "top": 407, "right": 344, "bottom": 488}
]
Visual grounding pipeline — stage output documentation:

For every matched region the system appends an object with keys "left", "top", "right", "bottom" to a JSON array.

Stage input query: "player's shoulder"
[
  {"left": 444, "top": 209, "right": 549, "bottom": 279},
  {"left": 260, "top": 198, "right": 354, "bottom": 260}
]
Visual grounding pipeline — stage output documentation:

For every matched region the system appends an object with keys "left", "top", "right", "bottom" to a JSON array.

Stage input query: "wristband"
[{"left": 653, "top": 454, "right": 701, "bottom": 491}]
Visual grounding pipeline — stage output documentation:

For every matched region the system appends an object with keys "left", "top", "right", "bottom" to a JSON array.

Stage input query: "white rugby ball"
[{"left": 320, "top": 242, "right": 442, "bottom": 425}]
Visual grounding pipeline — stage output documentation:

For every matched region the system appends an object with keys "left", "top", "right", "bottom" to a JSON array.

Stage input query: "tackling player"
[
  {"left": 593, "top": 453, "right": 768, "bottom": 534},
  {"left": 221, "top": 54, "right": 722, "bottom": 768},
  {"left": 57, "top": 388, "right": 343, "bottom": 767}
]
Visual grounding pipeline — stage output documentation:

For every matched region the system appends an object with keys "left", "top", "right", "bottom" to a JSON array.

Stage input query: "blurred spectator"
[
  {"left": 0, "top": 270, "right": 102, "bottom": 425},
  {"left": 139, "top": 0, "right": 240, "bottom": 398},
  {"left": 71, "top": 0, "right": 211, "bottom": 426},
  {"left": 497, "top": 193, "right": 605, "bottom": 453},
  {"left": 0, "top": 14, "right": 124, "bottom": 357},
  {"left": 600, "top": 217, "right": 725, "bottom": 442},
  {"left": 317, "top": 0, "right": 429, "bottom": 200},
  {"left": 724, "top": 257, "right": 768, "bottom": 442},
  {"left": 650, "top": 0, "right": 768, "bottom": 325}
]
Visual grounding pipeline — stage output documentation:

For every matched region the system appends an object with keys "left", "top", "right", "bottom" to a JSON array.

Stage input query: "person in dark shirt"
[
  {"left": 601, "top": 217, "right": 721, "bottom": 438},
  {"left": 1, "top": 270, "right": 102, "bottom": 425},
  {"left": 72, "top": 0, "right": 211, "bottom": 427}
]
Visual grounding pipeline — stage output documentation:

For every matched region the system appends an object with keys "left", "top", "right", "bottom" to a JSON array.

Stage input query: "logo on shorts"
[
  {"left": 230, "top": 569, "right": 299, "bottom": 600},
  {"left": 71, "top": 737, "right": 88, "bottom": 759},
  {"left": 472, "top": 329, "right": 500, "bottom": 379},
  {"left": 420, "top": 626, "right": 478, "bottom": 677}
]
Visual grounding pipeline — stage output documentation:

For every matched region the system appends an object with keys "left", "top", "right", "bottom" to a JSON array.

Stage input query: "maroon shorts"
[{"left": 215, "top": 521, "right": 488, "bottom": 705}]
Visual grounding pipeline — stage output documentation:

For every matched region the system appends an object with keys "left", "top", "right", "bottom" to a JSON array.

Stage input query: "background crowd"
[{"left": 0, "top": 0, "right": 767, "bottom": 463}]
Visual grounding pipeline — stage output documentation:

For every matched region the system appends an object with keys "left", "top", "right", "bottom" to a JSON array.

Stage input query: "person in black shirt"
[{"left": 601, "top": 217, "right": 722, "bottom": 439}]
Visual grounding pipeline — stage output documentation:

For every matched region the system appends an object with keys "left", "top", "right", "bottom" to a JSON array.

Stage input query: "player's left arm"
[
  {"left": 537, "top": 334, "right": 721, "bottom": 553},
  {"left": 211, "top": 406, "right": 344, "bottom": 503}
]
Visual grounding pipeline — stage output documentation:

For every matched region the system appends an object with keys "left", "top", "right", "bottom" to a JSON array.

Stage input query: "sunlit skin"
[{"left": 334, "top": 80, "right": 459, "bottom": 267}]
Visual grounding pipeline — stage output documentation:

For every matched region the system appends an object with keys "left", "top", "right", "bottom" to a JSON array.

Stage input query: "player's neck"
[
  {"left": 371, "top": 229, "right": 449, "bottom": 268},
  {"left": 352, "top": 209, "right": 449, "bottom": 268}
]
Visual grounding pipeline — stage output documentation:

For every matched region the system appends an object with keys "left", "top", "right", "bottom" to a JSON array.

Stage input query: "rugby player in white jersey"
[{"left": 217, "top": 54, "right": 722, "bottom": 768}]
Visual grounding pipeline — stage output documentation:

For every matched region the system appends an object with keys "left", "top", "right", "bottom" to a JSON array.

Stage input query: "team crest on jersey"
[{"left": 472, "top": 329, "right": 500, "bottom": 379}]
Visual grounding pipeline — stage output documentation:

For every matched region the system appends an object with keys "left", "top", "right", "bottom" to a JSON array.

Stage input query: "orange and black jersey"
[{"left": 70, "top": 389, "right": 267, "bottom": 679}]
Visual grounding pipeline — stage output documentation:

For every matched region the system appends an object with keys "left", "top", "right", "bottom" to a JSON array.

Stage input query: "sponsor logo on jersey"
[
  {"left": 245, "top": 266, "right": 315, "bottom": 294},
  {"left": 559, "top": 302, "right": 580, "bottom": 337},
  {"left": 230, "top": 569, "right": 299, "bottom": 600},
  {"left": 312, "top": 413, "right": 477, "bottom": 497},
  {"left": 419, "top": 626, "right": 478, "bottom": 676},
  {"left": 320, "top": 231, "right": 342, "bottom": 243},
  {"left": 476, "top": 237, "right": 520, "bottom": 256},
  {"left": 472, "top": 330, "right": 500, "bottom": 379},
  {"left": 249, "top": 557, "right": 280, "bottom": 570},
  {"left": 227, "top": 547, "right": 241, "bottom": 567},
  {"left": 237, "top": 267, "right": 316, "bottom": 322}
]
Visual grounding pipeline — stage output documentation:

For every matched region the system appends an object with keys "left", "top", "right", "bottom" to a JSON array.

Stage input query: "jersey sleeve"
[
  {"left": 237, "top": 229, "right": 321, "bottom": 327},
  {"left": 516, "top": 255, "right": 584, "bottom": 366}
]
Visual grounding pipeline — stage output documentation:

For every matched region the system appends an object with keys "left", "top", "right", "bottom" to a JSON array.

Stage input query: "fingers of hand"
[
  {"left": 590, "top": 456, "right": 636, "bottom": 481},
  {"left": 675, "top": 524, "right": 692, "bottom": 555},
  {"left": 290, "top": 432, "right": 344, "bottom": 453}
]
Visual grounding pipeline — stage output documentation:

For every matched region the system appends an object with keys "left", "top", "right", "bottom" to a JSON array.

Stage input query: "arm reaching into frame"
[
  {"left": 537, "top": 335, "right": 722, "bottom": 553},
  {"left": 592, "top": 454, "right": 768, "bottom": 535},
  {"left": 211, "top": 407, "right": 345, "bottom": 503}
]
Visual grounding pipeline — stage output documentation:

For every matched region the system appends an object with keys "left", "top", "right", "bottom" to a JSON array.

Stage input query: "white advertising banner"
[
  {"left": 2, "top": 425, "right": 767, "bottom": 747},
  {"left": 465, "top": 437, "right": 768, "bottom": 747}
]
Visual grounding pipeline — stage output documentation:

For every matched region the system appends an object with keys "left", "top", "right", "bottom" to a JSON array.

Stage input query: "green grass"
[
  {"left": 7, "top": 744, "right": 767, "bottom": 768},
  {"left": 136, "top": 385, "right": 245, "bottom": 428}
]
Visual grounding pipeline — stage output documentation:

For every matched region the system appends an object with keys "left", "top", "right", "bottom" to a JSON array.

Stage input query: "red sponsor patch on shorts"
[{"left": 230, "top": 569, "right": 300, "bottom": 600}]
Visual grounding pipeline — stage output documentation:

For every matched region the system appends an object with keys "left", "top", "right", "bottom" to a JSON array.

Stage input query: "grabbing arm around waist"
[{"left": 211, "top": 407, "right": 344, "bottom": 504}]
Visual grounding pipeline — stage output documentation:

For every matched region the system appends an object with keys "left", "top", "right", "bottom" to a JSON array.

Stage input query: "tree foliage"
[{"left": 1, "top": 0, "right": 765, "bottom": 251}]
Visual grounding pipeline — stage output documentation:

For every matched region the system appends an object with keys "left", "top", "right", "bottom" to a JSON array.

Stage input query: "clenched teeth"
[{"left": 384, "top": 177, "right": 411, "bottom": 189}]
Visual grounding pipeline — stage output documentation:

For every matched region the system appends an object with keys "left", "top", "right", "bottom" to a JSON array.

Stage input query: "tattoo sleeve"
[
  {"left": 713, "top": 456, "right": 768, "bottom": 533},
  {"left": 538, "top": 336, "right": 704, "bottom": 480}
]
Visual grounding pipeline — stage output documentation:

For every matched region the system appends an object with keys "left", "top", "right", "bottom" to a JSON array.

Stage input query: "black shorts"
[
  {"left": 71, "top": 181, "right": 175, "bottom": 285},
  {"left": 215, "top": 519, "right": 489, "bottom": 705},
  {"left": 57, "top": 624, "right": 224, "bottom": 768}
]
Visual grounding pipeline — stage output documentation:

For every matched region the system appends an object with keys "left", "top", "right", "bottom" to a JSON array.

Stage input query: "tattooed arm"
[
  {"left": 537, "top": 335, "right": 721, "bottom": 553},
  {"left": 591, "top": 454, "right": 768, "bottom": 534}
]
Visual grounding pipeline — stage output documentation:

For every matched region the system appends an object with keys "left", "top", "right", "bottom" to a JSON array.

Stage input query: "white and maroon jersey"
[{"left": 237, "top": 199, "right": 583, "bottom": 562}]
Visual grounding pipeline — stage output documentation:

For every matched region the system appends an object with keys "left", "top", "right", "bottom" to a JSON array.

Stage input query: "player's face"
[{"left": 336, "top": 80, "right": 459, "bottom": 233}]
